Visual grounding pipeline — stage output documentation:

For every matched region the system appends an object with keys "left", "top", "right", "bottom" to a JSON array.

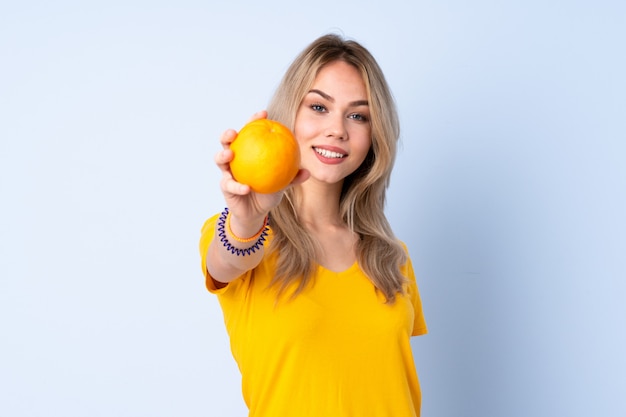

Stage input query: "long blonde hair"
[{"left": 267, "top": 34, "right": 407, "bottom": 303}]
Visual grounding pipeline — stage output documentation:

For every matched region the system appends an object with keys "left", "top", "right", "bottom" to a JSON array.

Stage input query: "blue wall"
[{"left": 1, "top": 1, "right": 624, "bottom": 416}]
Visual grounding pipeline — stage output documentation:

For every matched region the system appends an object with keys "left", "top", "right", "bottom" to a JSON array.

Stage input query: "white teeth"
[{"left": 314, "top": 147, "right": 345, "bottom": 158}]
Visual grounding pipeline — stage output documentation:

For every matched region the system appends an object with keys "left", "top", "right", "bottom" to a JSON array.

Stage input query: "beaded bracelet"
[{"left": 217, "top": 208, "right": 270, "bottom": 256}]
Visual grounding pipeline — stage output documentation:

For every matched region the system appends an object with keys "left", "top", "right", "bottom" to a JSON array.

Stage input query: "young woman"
[{"left": 199, "top": 34, "right": 427, "bottom": 417}]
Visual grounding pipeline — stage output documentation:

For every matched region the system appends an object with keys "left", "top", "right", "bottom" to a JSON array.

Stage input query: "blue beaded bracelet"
[{"left": 217, "top": 208, "right": 270, "bottom": 256}]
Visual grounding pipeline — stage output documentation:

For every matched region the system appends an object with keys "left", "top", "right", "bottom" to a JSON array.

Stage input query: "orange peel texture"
[{"left": 229, "top": 119, "right": 300, "bottom": 194}]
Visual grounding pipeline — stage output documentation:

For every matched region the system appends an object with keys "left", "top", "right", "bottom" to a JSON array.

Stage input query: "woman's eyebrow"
[
  {"left": 307, "top": 89, "right": 369, "bottom": 107},
  {"left": 308, "top": 89, "right": 334, "bottom": 102}
]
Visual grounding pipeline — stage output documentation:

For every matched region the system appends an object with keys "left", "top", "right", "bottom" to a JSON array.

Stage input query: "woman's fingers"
[
  {"left": 216, "top": 152, "right": 251, "bottom": 196},
  {"left": 221, "top": 176, "right": 251, "bottom": 197},
  {"left": 247, "top": 110, "right": 268, "bottom": 123},
  {"left": 214, "top": 148, "right": 233, "bottom": 169},
  {"left": 215, "top": 137, "right": 251, "bottom": 196},
  {"left": 213, "top": 111, "right": 275, "bottom": 211},
  {"left": 220, "top": 128, "right": 237, "bottom": 149}
]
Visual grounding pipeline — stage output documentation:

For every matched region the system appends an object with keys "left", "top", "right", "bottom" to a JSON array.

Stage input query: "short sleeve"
[
  {"left": 400, "top": 243, "right": 428, "bottom": 336},
  {"left": 199, "top": 213, "right": 230, "bottom": 294}
]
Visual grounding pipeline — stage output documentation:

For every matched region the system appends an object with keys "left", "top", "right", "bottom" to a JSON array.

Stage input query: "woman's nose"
[{"left": 325, "top": 114, "right": 347, "bottom": 140}]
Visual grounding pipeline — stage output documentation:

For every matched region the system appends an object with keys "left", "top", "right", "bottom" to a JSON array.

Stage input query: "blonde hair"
[{"left": 267, "top": 34, "right": 407, "bottom": 303}]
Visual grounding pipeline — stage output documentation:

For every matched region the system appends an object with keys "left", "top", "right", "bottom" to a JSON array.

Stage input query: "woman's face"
[{"left": 294, "top": 60, "right": 372, "bottom": 187}]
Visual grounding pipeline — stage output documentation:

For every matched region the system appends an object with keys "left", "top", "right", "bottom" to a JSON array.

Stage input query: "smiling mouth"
[{"left": 313, "top": 147, "right": 346, "bottom": 159}]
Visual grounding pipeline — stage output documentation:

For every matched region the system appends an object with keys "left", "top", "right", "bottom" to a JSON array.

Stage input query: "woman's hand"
[{"left": 214, "top": 110, "right": 309, "bottom": 237}]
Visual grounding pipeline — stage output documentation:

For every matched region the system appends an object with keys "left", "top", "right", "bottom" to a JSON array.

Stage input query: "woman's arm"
[
  {"left": 206, "top": 210, "right": 268, "bottom": 286},
  {"left": 205, "top": 111, "right": 308, "bottom": 286}
]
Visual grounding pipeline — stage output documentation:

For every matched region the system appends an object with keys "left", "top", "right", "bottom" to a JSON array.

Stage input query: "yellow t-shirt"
[{"left": 200, "top": 214, "right": 428, "bottom": 417}]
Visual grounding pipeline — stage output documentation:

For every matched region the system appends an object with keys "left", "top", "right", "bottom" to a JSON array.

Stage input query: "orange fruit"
[{"left": 229, "top": 119, "right": 300, "bottom": 194}]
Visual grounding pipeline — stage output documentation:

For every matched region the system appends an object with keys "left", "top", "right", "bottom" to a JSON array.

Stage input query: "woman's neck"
[{"left": 294, "top": 179, "right": 345, "bottom": 229}]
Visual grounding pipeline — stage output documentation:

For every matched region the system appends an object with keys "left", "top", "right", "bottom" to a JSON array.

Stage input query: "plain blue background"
[{"left": 1, "top": 1, "right": 624, "bottom": 416}]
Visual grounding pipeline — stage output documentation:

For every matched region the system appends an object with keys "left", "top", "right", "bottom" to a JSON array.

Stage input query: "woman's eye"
[
  {"left": 311, "top": 104, "right": 326, "bottom": 112},
  {"left": 349, "top": 113, "right": 368, "bottom": 122}
]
